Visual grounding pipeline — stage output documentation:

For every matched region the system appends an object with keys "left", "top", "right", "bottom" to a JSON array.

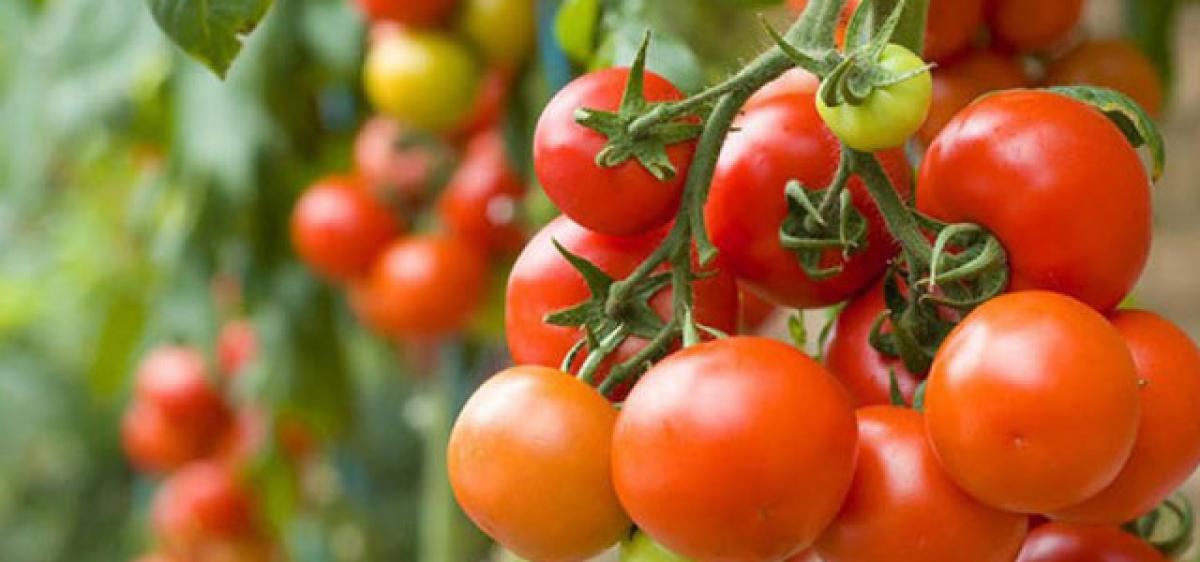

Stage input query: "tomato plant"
[
  {"left": 354, "top": 116, "right": 453, "bottom": 208},
  {"left": 612, "top": 337, "right": 857, "bottom": 562},
  {"left": 533, "top": 68, "right": 696, "bottom": 236},
  {"left": 1046, "top": 39, "right": 1164, "bottom": 117},
  {"left": 1016, "top": 523, "right": 1167, "bottom": 562},
  {"left": 437, "top": 130, "right": 528, "bottom": 256},
  {"left": 290, "top": 175, "right": 400, "bottom": 282},
  {"left": 816, "top": 406, "right": 1027, "bottom": 562},
  {"left": 918, "top": 49, "right": 1028, "bottom": 144},
  {"left": 986, "top": 0, "right": 1084, "bottom": 53},
  {"left": 364, "top": 29, "right": 481, "bottom": 134},
  {"left": 706, "top": 91, "right": 912, "bottom": 309},
  {"left": 1050, "top": 310, "right": 1200, "bottom": 524},
  {"left": 824, "top": 280, "right": 924, "bottom": 406},
  {"left": 353, "top": 0, "right": 457, "bottom": 27},
  {"left": 816, "top": 44, "right": 933, "bottom": 152},
  {"left": 918, "top": 90, "right": 1152, "bottom": 312},
  {"left": 924, "top": 291, "right": 1142, "bottom": 514},
  {"left": 152, "top": 461, "right": 260, "bottom": 554},
  {"left": 448, "top": 366, "right": 630, "bottom": 562}
]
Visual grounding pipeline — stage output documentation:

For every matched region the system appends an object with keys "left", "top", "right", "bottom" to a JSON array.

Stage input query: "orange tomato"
[
  {"left": 986, "top": 0, "right": 1083, "bottom": 53},
  {"left": 1045, "top": 39, "right": 1164, "bottom": 117},
  {"left": 918, "top": 49, "right": 1028, "bottom": 144}
]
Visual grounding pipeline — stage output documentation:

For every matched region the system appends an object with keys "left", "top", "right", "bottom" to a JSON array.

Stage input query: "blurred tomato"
[
  {"left": 354, "top": 116, "right": 454, "bottom": 209},
  {"left": 455, "top": 68, "right": 513, "bottom": 139},
  {"left": 216, "top": 319, "right": 257, "bottom": 378},
  {"left": 290, "top": 175, "right": 400, "bottom": 282},
  {"left": 918, "top": 49, "right": 1028, "bottom": 144},
  {"left": 364, "top": 29, "right": 480, "bottom": 133},
  {"left": 737, "top": 285, "right": 776, "bottom": 334},
  {"left": 438, "top": 130, "right": 527, "bottom": 255},
  {"left": 153, "top": 462, "right": 259, "bottom": 554},
  {"left": 123, "top": 401, "right": 223, "bottom": 474},
  {"left": 1045, "top": 39, "right": 1164, "bottom": 117},
  {"left": 459, "top": 0, "right": 535, "bottom": 68},
  {"left": 788, "top": 0, "right": 983, "bottom": 61},
  {"left": 986, "top": 0, "right": 1083, "bottom": 53},
  {"left": 135, "top": 346, "right": 230, "bottom": 432},
  {"left": 353, "top": 0, "right": 456, "bottom": 27}
]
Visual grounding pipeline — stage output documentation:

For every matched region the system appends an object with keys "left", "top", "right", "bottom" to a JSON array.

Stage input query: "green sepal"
[
  {"left": 788, "top": 312, "right": 808, "bottom": 350},
  {"left": 888, "top": 368, "right": 906, "bottom": 407},
  {"left": 912, "top": 380, "right": 928, "bottom": 412},
  {"left": 543, "top": 239, "right": 667, "bottom": 341},
  {"left": 1048, "top": 85, "right": 1166, "bottom": 182},
  {"left": 779, "top": 178, "right": 868, "bottom": 282}
]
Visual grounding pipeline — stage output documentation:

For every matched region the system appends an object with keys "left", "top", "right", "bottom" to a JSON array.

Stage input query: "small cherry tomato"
[
  {"left": 1016, "top": 523, "right": 1167, "bottom": 562},
  {"left": 923, "top": 0, "right": 985, "bottom": 62},
  {"left": 135, "top": 346, "right": 230, "bottom": 432},
  {"left": 706, "top": 92, "right": 913, "bottom": 309},
  {"left": 918, "top": 90, "right": 1152, "bottom": 312},
  {"left": 505, "top": 216, "right": 737, "bottom": 399},
  {"left": 153, "top": 461, "right": 259, "bottom": 553},
  {"left": 123, "top": 401, "right": 222, "bottom": 474},
  {"left": 448, "top": 366, "right": 630, "bottom": 561},
  {"left": 290, "top": 175, "right": 400, "bottom": 282},
  {"left": 816, "top": 44, "right": 933, "bottom": 152},
  {"left": 816, "top": 406, "right": 1028, "bottom": 562},
  {"left": 824, "top": 280, "right": 924, "bottom": 406},
  {"left": 459, "top": 0, "right": 535, "bottom": 69},
  {"left": 924, "top": 291, "right": 1142, "bottom": 514},
  {"left": 437, "top": 130, "right": 527, "bottom": 255},
  {"left": 216, "top": 319, "right": 257, "bottom": 378},
  {"left": 352, "top": 235, "right": 488, "bottom": 339},
  {"left": 354, "top": 116, "right": 454, "bottom": 209},
  {"left": 613, "top": 337, "right": 858, "bottom": 562},
  {"left": 1050, "top": 310, "right": 1200, "bottom": 524},
  {"left": 455, "top": 68, "right": 513, "bottom": 139},
  {"left": 918, "top": 49, "right": 1028, "bottom": 144},
  {"left": 986, "top": 0, "right": 1083, "bottom": 53},
  {"left": 353, "top": 0, "right": 456, "bottom": 27},
  {"left": 364, "top": 29, "right": 480, "bottom": 134},
  {"left": 737, "top": 285, "right": 777, "bottom": 335},
  {"left": 1045, "top": 39, "right": 1164, "bottom": 117},
  {"left": 533, "top": 68, "right": 696, "bottom": 236}
]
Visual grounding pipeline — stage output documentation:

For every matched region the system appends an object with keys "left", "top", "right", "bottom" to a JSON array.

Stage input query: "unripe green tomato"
[
  {"left": 816, "top": 44, "right": 932, "bottom": 152},
  {"left": 364, "top": 30, "right": 481, "bottom": 133},
  {"left": 459, "top": 0, "right": 535, "bottom": 69},
  {"left": 621, "top": 532, "right": 692, "bottom": 562}
]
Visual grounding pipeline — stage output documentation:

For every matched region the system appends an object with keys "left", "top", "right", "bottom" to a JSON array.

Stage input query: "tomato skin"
[
  {"left": 504, "top": 216, "right": 737, "bottom": 398},
  {"left": 533, "top": 68, "right": 696, "bottom": 236},
  {"left": 824, "top": 280, "right": 924, "bottom": 406},
  {"left": 352, "top": 235, "right": 488, "bottom": 339},
  {"left": 135, "top": 346, "right": 231, "bottom": 433},
  {"left": 816, "top": 406, "right": 1027, "bottom": 562},
  {"left": 364, "top": 29, "right": 480, "bottom": 134},
  {"left": 291, "top": 175, "right": 400, "bottom": 282},
  {"left": 918, "top": 90, "right": 1151, "bottom": 312},
  {"left": 153, "top": 461, "right": 258, "bottom": 553},
  {"left": 437, "top": 130, "right": 527, "bottom": 256},
  {"left": 216, "top": 319, "right": 257, "bottom": 378},
  {"left": 706, "top": 92, "right": 912, "bottom": 309},
  {"left": 354, "top": 0, "right": 456, "bottom": 26},
  {"left": 1046, "top": 40, "right": 1164, "bottom": 118},
  {"left": 1016, "top": 523, "right": 1166, "bottom": 562},
  {"left": 918, "top": 49, "right": 1028, "bottom": 145},
  {"left": 737, "top": 285, "right": 777, "bottom": 335},
  {"left": 459, "top": 0, "right": 534, "bottom": 69},
  {"left": 448, "top": 366, "right": 630, "bottom": 562},
  {"left": 924, "top": 291, "right": 1142, "bottom": 514},
  {"left": 923, "top": 0, "right": 985, "bottom": 62},
  {"left": 817, "top": 44, "right": 933, "bottom": 152},
  {"left": 123, "top": 401, "right": 221, "bottom": 474},
  {"left": 745, "top": 68, "right": 820, "bottom": 110},
  {"left": 986, "top": 0, "right": 1083, "bottom": 53},
  {"left": 1050, "top": 310, "right": 1200, "bottom": 524},
  {"left": 612, "top": 337, "right": 858, "bottom": 562}
]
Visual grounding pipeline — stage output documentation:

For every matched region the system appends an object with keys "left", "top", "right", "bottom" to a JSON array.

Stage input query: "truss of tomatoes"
[{"left": 446, "top": 25, "right": 1195, "bottom": 562}]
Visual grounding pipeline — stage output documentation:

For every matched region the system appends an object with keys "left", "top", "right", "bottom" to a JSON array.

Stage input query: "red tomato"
[
  {"left": 354, "top": 116, "right": 451, "bottom": 208},
  {"left": 455, "top": 67, "right": 513, "bottom": 139},
  {"left": 135, "top": 346, "right": 230, "bottom": 432},
  {"left": 504, "top": 217, "right": 738, "bottom": 398},
  {"left": 123, "top": 401, "right": 222, "bottom": 474},
  {"left": 613, "top": 337, "right": 858, "bottom": 562},
  {"left": 986, "top": 0, "right": 1083, "bottom": 53},
  {"left": 817, "top": 406, "right": 1027, "bottom": 562},
  {"left": 824, "top": 280, "right": 924, "bottom": 406},
  {"left": 216, "top": 319, "right": 257, "bottom": 378},
  {"left": 1046, "top": 39, "right": 1164, "bottom": 118},
  {"left": 352, "top": 235, "right": 488, "bottom": 339},
  {"left": 437, "top": 130, "right": 527, "bottom": 255},
  {"left": 448, "top": 366, "right": 630, "bottom": 561},
  {"left": 737, "top": 285, "right": 777, "bottom": 334},
  {"left": 788, "top": 0, "right": 982, "bottom": 61},
  {"left": 918, "top": 90, "right": 1151, "bottom": 312},
  {"left": 290, "top": 175, "right": 400, "bottom": 282},
  {"left": 918, "top": 49, "right": 1028, "bottom": 144},
  {"left": 924, "top": 291, "right": 1142, "bottom": 514},
  {"left": 153, "top": 461, "right": 258, "bottom": 553},
  {"left": 1017, "top": 523, "right": 1167, "bottom": 562},
  {"left": 1050, "top": 310, "right": 1200, "bottom": 524},
  {"left": 744, "top": 68, "right": 820, "bottom": 111},
  {"left": 353, "top": 0, "right": 455, "bottom": 27},
  {"left": 533, "top": 68, "right": 696, "bottom": 236},
  {"left": 706, "top": 92, "right": 912, "bottom": 309}
]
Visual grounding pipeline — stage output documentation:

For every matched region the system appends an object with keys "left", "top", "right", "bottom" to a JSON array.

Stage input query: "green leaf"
[
  {"left": 788, "top": 313, "right": 808, "bottom": 349},
  {"left": 144, "top": 0, "right": 273, "bottom": 78},
  {"left": 1048, "top": 86, "right": 1166, "bottom": 182},
  {"left": 555, "top": 0, "right": 601, "bottom": 65}
]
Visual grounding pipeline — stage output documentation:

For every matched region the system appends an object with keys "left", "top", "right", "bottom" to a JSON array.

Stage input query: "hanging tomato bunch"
[{"left": 441, "top": 0, "right": 1199, "bottom": 561}]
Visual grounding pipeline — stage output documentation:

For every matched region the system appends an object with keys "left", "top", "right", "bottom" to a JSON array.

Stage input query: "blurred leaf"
[
  {"left": 144, "top": 0, "right": 274, "bottom": 78},
  {"left": 555, "top": 0, "right": 601, "bottom": 64},
  {"left": 604, "top": 23, "right": 706, "bottom": 93},
  {"left": 1125, "top": 0, "right": 1177, "bottom": 95}
]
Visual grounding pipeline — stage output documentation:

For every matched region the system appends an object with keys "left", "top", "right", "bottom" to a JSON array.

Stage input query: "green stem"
[
  {"left": 849, "top": 150, "right": 932, "bottom": 273},
  {"left": 578, "top": 325, "right": 630, "bottom": 385},
  {"left": 871, "top": 0, "right": 930, "bottom": 54},
  {"left": 599, "top": 318, "right": 681, "bottom": 397}
]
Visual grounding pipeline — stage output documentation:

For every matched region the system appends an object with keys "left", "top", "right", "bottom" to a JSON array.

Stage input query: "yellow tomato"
[{"left": 364, "top": 30, "right": 481, "bottom": 133}]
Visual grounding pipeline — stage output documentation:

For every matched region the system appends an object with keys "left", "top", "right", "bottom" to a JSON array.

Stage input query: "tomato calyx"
[
  {"left": 574, "top": 33, "right": 704, "bottom": 182},
  {"left": 778, "top": 146, "right": 869, "bottom": 281},
  {"left": 1123, "top": 494, "right": 1196, "bottom": 558},
  {"left": 1048, "top": 86, "right": 1166, "bottom": 182}
]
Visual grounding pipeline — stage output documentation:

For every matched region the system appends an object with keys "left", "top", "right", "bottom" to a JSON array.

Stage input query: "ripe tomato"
[
  {"left": 1017, "top": 523, "right": 1166, "bottom": 562},
  {"left": 533, "top": 68, "right": 696, "bottom": 236},
  {"left": 216, "top": 319, "right": 257, "bottom": 378},
  {"left": 364, "top": 29, "right": 480, "bottom": 134},
  {"left": 816, "top": 406, "right": 1027, "bottom": 562},
  {"left": 1050, "top": 310, "right": 1200, "bottom": 524},
  {"left": 437, "top": 130, "right": 527, "bottom": 255},
  {"left": 918, "top": 49, "right": 1028, "bottom": 144},
  {"left": 918, "top": 90, "right": 1152, "bottom": 312},
  {"left": 745, "top": 68, "right": 819, "bottom": 110},
  {"left": 459, "top": 0, "right": 534, "bottom": 69},
  {"left": 354, "top": 116, "right": 453, "bottom": 208},
  {"left": 123, "top": 401, "right": 222, "bottom": 474},
  {"left": 986, "top": 0, "right": 1083, "bottom": 53},
  {"left": 505, "top": 216, "right": 737, "bottom": 398},
  {"left": 291, "top": 175, "right": 400, "bottom": 282},
  {"left": 706, "top": 92, "right": 912, "bottom": 309},
  {"left": 153, "top": 461, "right": 258, "bottom": 553},
  {"left": 353, "top": 0, "right": 455, "bottom": 26},
  {"left": 924, "top": 291, "right": 1142, "bottom": 514},
  {"left": 448, "top": 366, "right": 630, "bottom": 561},
  {"left": 352, "top": 235, "right": 488, "bottom": 339},
  {"left": 1046, "top": 39, "right": 1164, "bottom": 118},
  {"left": 737, "top": 285, "right": 777, "bottom": 334},
  {"left": 135, "top": 346, "right": 230, "bottom": 431},
  {"left": 789, "top": 0, "right": 982, "bottom": 62},
  {"left": 817, "top": 44, "right": 933, "bottom": 152},
  {"left": 612, "top": 337, "right": 858, "bottom": 562},
  {"left": 455, "top": 68, "right": 513, "bottom": 139},
  {"left": 824, "top": 280, "right": 924, "bottom": 406}
]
